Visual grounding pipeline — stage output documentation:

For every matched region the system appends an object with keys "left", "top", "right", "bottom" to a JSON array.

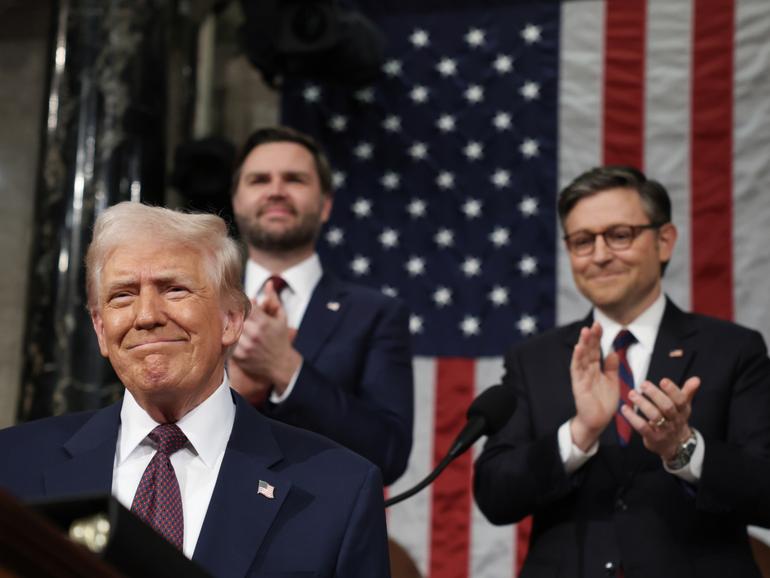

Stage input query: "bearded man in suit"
[{"left": 228, "top": 126, "right": 414, "bottom": 486}]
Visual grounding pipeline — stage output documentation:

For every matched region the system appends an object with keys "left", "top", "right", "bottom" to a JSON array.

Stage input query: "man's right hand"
[
  {"left": 569, "top": 321, "right": 619, "bottom": 451},
  {"left": 229, "top": 359, "right": 273, "bottom": 407}
]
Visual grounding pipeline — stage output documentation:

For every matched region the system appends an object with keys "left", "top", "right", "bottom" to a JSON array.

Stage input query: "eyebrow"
[
  {"left": 566, "top": 223, "right": 640, "bottom": 235},
  {"left": 243, "top": 169, "right": 311, "bottom": 180},
  {"left": 103, "top": 272, "right": 194, "bottom": 292}
]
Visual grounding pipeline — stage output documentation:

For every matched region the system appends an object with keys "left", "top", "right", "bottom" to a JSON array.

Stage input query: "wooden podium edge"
[{"left": 0, "top": 489, "right": 124, "bottom": 578}]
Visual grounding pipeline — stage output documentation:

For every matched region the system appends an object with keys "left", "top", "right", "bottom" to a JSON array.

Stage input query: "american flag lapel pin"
[
  {"left": 327, "top": 301, "right": 340, "bottom": 311},
  {"left": 669, "top": 349, "right": 684, "bottom": 358},
  {"left": 257, "top": 480, "right": 275, "bottom": 499}
]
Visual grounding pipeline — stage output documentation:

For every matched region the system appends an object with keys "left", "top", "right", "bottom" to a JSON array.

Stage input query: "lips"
[
  {"left": 585, "top": 267, "right": 626, "bottom": 281},
  {"left": 589, "top": 273, "right": 623, "bottom": 281},
  {"left": 126, "top": 338, "right": 186, "bottom": 350},
  {"left": 258, "top": 203, "right": 296, "bottom": 217}
]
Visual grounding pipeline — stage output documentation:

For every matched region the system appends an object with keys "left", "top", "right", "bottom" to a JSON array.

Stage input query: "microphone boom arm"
[{"left": 384, "top": 384, "right": 515, "bottom": 509}]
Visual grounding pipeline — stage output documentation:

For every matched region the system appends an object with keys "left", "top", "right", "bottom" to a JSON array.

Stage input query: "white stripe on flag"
[
  {"left": 733, "top": 0, "right": 770, "bottom": 345},
  {"left": 388, "top": 356, "right": 436, "bottom": 575},
  {"left": 470, "top": 358, "right": 512, "bottom": 578},
  {"left": 646, "top": 0, "right": 693, "bottom": 310},
  {"left": 556, "top": 0, "right": 604, "bottom": 326}
]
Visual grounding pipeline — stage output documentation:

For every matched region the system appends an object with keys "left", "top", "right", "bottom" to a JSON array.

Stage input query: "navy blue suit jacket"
[
  {"left": 264, "top": 272, "right": 414, "bottom": 486},
  {"left": 475, "top": 300, "right": 770, "bottom": 578},
  {"left": 0, "top": 391, "right": 391, "bottom": 578}
]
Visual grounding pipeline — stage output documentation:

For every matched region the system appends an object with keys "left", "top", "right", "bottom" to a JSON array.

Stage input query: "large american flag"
[{"left": 280, "top": 0, "right": 770, "bottom": 576}]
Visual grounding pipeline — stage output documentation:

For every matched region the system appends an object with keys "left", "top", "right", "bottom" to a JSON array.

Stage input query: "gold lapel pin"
[
  {"left": 327, "top": 301, "right": 340, "bottom": 311},
  {"left": 669, "top": 349, "right": 684, "bottom": 358}
]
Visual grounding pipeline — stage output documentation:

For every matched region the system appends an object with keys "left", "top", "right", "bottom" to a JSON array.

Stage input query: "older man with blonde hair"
[{"left": 0, "top": 202, "right": 391, "bottom": 578}]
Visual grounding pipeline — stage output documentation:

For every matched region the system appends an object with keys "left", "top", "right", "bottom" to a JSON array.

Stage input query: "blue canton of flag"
[{"left": 282, "top": 3, "right": 560, "bottom": 357}]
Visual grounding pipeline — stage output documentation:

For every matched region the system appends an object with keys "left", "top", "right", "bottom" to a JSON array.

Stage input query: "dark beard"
[{"left": 236, "top": 212, "right": 322, "bottom": 253}]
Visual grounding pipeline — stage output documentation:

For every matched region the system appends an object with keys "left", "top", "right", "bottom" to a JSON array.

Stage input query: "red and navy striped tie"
[
  {"left": 130, "top": 423, "right": 187, "bottom": 549},
  {"left": 612, "top": 329, "right": 637, "bottom": 445}
]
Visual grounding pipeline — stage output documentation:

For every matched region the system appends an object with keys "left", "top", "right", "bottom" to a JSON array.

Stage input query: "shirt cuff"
[
  {"left": 269, "top": 361, "right": 303, "bottom": 404},
  {"left": 663, "top": 428, "right": 704, "bottom": 483},
  {"left": 558, "top": 419, "right": 599, "bottom": 474}
]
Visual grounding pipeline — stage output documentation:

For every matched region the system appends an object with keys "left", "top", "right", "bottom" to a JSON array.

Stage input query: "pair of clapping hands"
[
  {"left": 569, "top": 322, "right": 699, "bottom": 461},
  {"left": 229, "top": 279, "right": 301, "bottom": 406}
]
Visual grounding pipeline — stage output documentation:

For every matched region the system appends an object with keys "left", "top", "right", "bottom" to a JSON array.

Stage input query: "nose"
[
  {"left": 266, "top": 176, "right": 288, "bottom": 199},
  {"left": 592, "top": 235, "right": 613, "bottom": 264},
  {"left": 134, "top": 290, "right": 166, "bottom": 329}
]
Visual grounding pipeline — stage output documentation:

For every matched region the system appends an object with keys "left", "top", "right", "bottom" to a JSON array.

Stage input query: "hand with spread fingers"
[
  {"left": 569, "top": 321, "right": 621, "bottom": 451},
  {"left": 621, "top": 376, "right": 701, "bottom": 461},
  {"left": 230, "top": 280, "right": 302, "bottom": 396}
]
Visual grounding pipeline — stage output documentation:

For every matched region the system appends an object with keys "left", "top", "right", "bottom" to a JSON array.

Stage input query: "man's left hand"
[
  {"left": 230, "top": 283, "right": 302, "bottom": 395},
  {"left": 621, "top": 376, "right": 701, "bottom": 460}
]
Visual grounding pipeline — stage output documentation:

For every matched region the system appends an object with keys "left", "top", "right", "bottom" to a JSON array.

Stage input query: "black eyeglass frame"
[{"left": 563, "top": 223, "right": 666, "bottom": 255}]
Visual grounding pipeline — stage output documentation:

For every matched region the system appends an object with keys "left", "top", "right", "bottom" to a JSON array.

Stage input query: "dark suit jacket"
[
  {"left": 474, "top": 299, "right": 770, "bottom": 578},
  {"left": 0, "top": 391, "right": 391, "bottom": 578},
  {"left": 264, "top": 272, "right": 414, "bottom": 485}
]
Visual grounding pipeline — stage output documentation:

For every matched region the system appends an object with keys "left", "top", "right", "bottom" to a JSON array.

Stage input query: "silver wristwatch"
[{"left": 665, "top": 431, "right": 697, "bottom": 470}]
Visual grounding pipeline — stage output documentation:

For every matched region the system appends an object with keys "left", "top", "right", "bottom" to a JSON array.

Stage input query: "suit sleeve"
[
  {"left": 265, "top": 298, "right": 414, "bottom": 486},
  {"left": 335, "top": 465, "right": 391, "bottom": 578},
  {"left": 696, "top": 328, "right": 770, "bottom": 526},
  {"left": 474, "top": 344, "right": 579, "bottom": 525}
]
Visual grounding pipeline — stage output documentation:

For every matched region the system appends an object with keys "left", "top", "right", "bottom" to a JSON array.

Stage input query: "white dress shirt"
[
  {"left": 558, "top": 292, "right": 704, "bottom": 482},
  {"left": 112, "top": 379, "right": 235, "bottom": 558},
  {"left": 243, "top": 254, "right": 323, "bottom": 403},
  {"left": 244, "top": 253, "right": 322, "bottom": 329}
]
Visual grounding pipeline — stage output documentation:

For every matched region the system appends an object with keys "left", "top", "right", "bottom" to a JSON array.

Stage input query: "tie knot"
[
  {"left": 148, "top": 423, "right": 187, "bottom": 456},
  {"left": 612, "top": 329, "right": 637, "bottom": 352},
  {"left": 267, "top": 275, "right": 288, "bottom": 295}
]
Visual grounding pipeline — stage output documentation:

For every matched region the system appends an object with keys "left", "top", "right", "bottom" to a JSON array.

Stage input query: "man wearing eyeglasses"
[{"left": 474, "top": 166, "right": 770, "bottom": 578}]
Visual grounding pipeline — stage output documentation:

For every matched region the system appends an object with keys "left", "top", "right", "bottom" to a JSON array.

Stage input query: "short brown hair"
[
  {"left": 232, "top": 126, "right": 333, "bottom": 196},
  {"left": 558, "top": 165, "right": 671, "bottom": 226}
]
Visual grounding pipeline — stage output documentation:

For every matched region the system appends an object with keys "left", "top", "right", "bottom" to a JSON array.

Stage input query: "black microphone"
[{"left": 385, "top": 384, "right": 516, "bottom": 508}]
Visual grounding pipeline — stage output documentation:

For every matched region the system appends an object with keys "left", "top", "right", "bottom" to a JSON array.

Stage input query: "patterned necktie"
[
  {"left": 130, "top": 423, "right": 187, "bottom": 549},
  {"left": 612, "top": 329, "right": 637, "bottom": 445}
]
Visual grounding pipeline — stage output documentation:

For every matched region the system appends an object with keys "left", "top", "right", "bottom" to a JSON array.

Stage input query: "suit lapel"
[
  {"left": 646, "top": 299, "right": 697, "bottom": 388},
  {"left": 193, "top": 394, "right": 293, "bottom": 578},
  {"left": 293, "top": 273, "right": 347, "bottom": 363},
  {"left": 44, "top": 403, "right": 121, "bottom": 497}
]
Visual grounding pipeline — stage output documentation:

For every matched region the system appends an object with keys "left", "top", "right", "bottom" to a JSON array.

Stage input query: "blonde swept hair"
[{"left": 85, "top": 202, "right": 250, "bottom": 317}]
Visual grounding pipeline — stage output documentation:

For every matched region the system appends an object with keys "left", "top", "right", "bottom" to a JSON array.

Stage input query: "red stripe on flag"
[
  {"left": 515, "top": 516, "right": 533, "bottom": 576},
  {"left": 690, "top": 0, "right": 734, "bottom": 320},
  {"left": 429, "top": 358, "right": 475, "bottom": 578},
  {"left": 603, "top": 0, "right": 647, "bottom": 167}
]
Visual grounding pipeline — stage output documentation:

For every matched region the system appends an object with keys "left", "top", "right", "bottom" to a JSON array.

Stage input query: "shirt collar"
[
  {"left": 117, "top": 377, "right": 235, "bottom": 469},
  {"left": 244, "top": 253, "right": 322, "bottom": 303},
  {"left": 595, "top": 292, "right": 666, "bottom": 356}
]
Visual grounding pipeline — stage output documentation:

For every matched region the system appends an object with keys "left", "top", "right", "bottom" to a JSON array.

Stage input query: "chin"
[
  {"left": 583, "top": 288, "right": 627, "bottom": 310},
  {"left": 131, "top": 361, "right": 183, "bottom": 392}
]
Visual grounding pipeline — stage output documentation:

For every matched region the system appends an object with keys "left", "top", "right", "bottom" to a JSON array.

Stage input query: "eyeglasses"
[{"left": 563, "top": 223, "right": 664, "bottom": 256}]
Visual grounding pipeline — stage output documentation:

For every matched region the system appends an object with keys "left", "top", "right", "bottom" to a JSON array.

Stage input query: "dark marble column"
[{"left": 19, "top": 0, "right": 174, "bottom": 420}]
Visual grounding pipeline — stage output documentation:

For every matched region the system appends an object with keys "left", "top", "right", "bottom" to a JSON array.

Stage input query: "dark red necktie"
[
  {"left": 266, "top": 275, "right": 288, "bottom": 298},
  {"left": 612, "top": 329, "right": 637, "bottom": 445},
  {"left": 130, "top": 423, "right": 187, "bottom": 549}
]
